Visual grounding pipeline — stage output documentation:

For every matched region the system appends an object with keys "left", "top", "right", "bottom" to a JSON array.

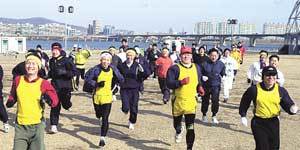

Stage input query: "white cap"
[{"left": 73, "top": 44, "right": 78, "bottom": 48}]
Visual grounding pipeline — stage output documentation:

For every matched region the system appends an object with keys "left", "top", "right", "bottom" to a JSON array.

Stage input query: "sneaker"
[
  {"left": 163, "top": 99, "right": 168, "bottom": 104},
  {"left": 175, "top": 125, "right": 184, "bottom": 143},
  {"left": 202, "top": 115, "right": 208, "bottom": 123},
  {"left": 121, "top": 108, "right": 128, "bottom": 115},
  {"left": 112, "top": 95, "right": 117, "bottom": 102},
  {"left": 197, "top": 96, "right": 202, "bottom": 102},
  {"left": 128, "top": 122, "right": 135, "bottom": 130},
  {"left": 175, "top": 131, "right": 183, "bottom": 143},
  {"left": 99, "top": 136, "right": 106, "bottom": 147},
  {"left": 50, "top": 125, "right": 58, "bottom": 134},
  {"left": 3, "top": 123, "right": 9, "bottom": 133},
  {"left": 212, "top": 116, "right": 219, "bottom": 124},
  {"left": 67, "top": 108, "right": 72, "bottom": 112}
]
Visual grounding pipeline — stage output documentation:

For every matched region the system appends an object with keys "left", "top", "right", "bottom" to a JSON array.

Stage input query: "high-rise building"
[
  {"left": 103, "top": 25, "right": 115, "bottom": 35},
  {"left": 263, "top": 23, "right": 286, "bottom": 34},
  {"left": 215, "top": 22, "right": 239, "bottom": 34},
  {"left": 194, "top": 22, "right": 214, "bottom": 34},
  {"left": 87, "top": 24, "right": 93, "bottom": 35},
  {"left": 239, "top": 23, "right": 256, "bottom": 34},
  {"left": 215, "top": 22, "right": 228, "bottom": 34},
  {"left": 92, "top": 20, "right": 101, "bottom": 35}
]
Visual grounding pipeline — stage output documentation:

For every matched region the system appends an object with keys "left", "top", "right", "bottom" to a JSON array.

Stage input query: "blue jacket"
[
  {"left": 201, "top": 60, "right": 225, "bottom": 87},
  {"left": 166, "top": 62, "right": 203, "bottom": 90},
  {"left": 83, "top": 64, "right": 124, "bottom": 93},
  {"left": 118, "top": 61, "right": 150, "bottom": 89}
]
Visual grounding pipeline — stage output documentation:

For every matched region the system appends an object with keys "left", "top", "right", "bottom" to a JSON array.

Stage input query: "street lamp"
[
  {"left": 227, "top": 19, "right": 238, "bottom": 45},
  {"left": 58, "top": 5, "right": 74, "bottom": 51}
]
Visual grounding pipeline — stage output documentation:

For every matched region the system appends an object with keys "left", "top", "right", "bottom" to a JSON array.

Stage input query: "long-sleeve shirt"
[
  {"left": 166, "top": 62, "right": 202, "bottom": 90},
  {"left": 239, "top": 82, "right": 295, "bottom": 118},
  {"left": 118, "top": 61, "right": 150, "bottom": 89},
  {"left": 6, "top": 75, "right": 59, "bottom": 125},
  {"left": 201, "top": 60, "right": 226, "bottom": 87},
  {"left": 277, "top": 69, "right": 285, "bottom": 87},
  {"left": 155, "top": 56, "right": 173, "bottom": 78},
  {"left": 247, "top": 61, "right": 268, "bottom": 85},
  {"left": 48, "top": 55, "right": 77, "bottom": 90},
  {"left": 84, "top": 64, "right": 124, "bottom": 92},
  {"left": 220, "top": 56, "right": 238, "bottom": 77}
]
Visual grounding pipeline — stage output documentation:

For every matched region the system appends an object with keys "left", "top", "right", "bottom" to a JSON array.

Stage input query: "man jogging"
[{"left": 239, "top": 66, "right": 298, "bottom": 150}]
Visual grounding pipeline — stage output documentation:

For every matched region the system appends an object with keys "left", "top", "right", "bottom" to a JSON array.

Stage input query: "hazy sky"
[{"left": 0, "top": 0, "right": 296, "bottom": 33}]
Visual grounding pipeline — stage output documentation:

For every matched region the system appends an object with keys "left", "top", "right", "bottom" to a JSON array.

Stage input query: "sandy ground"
[{"left": 0, "top": 52, "right": 300, "bottom": 150}]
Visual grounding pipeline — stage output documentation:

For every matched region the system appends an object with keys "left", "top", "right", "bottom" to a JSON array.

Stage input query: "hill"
[{"left": 0, "top": 17, "right": 86, "bottom": 32}]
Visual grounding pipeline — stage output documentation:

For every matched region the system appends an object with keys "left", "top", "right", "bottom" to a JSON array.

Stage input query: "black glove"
[
  {"left": 247, "top": 78, "right": 251, "bottom": 83},
  {"left": 96, "top": 81, "right": 105, "bottom": 88}
]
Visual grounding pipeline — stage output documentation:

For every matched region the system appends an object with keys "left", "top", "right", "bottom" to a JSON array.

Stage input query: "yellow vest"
[
  {"left": 172, "top": 63, "right": 198, "bottom": 116},
  {"left": 17, "top": 76, "right": 43, "bottom": 125},
  {"left": 231, "top": 49, "right": 242, "bottom": 69},
  {"left": 75, "top": 50, "right": 90, "bottom": 69},
  {"left": 255, "top": 83, "right": 281, "bottom": 118},
  {"left": 93, "top": 68, "right": 113, "bottom": 105}
]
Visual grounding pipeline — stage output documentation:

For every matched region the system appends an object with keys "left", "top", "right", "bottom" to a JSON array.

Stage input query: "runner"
[
  {"left": 220, "top": 48, "right": 238, "bottom": 103},
  {"left": 268, "top": 54, "right": 284, "bottom": 86},
  {"left": 48, "top": 42, "right": 77, "bottom": 133},
  {"left": 201, "top": 48, "right": 225, "bottom": 124},
  {"left": 0, "top": 64, "right": 9, "bottom": 133},
  {"left": 118, "top": 48, "right": 150, "bottom": 130},
  {"left": 237, "top": 41, "right": 246, "bottom": 64},
  {"left": 134, "top": 45, "right": 150, "bottom": 95},
  {"left": 74, "top": 45, "right": 91, "bottom": 90},
  {"left": 6, "top": 52, "right": 59, "bottom": 149},
  {"left": 147, "top": 43, "right": 160, "bottom": 78},
  {"left": 84, "top": 51, "right": 124, "bottom": 147},
  {"left": 155, "top": 47, "right": 173, "bottom": 104},
  {"left": 247, "top": 50, "right": 268, "bottom": 85},
  {"left": 239, "top": 66, "right": 298, "bottom": 150},
  {"left": 108, "top": 46, "right": 122, "bottom": 101},
  {"left": 166, "top": 46, "right": 205, "bottom": 150}
]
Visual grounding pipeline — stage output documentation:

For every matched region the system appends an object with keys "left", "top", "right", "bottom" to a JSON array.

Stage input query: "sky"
[{"left": 0, "top": 0, "right": 296, "bottom": 33}]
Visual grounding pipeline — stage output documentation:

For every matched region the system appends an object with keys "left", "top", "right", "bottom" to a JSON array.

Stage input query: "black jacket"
[{"left": 48, "top": 55, "right": 77, "bottom": 90}]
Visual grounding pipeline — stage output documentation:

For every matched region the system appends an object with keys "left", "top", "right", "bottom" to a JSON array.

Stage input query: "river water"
[{"left": 27, "top": 40, "right": 283, "bottom": 52}]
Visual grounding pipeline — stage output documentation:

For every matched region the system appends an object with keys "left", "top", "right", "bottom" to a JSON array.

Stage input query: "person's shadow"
[{"left": 59, "top": 113, "right": 171, "bottom": 149}]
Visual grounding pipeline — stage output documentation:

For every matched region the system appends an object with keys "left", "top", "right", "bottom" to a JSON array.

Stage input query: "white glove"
[
  {"left": 290, "top": 105, "right": 298, "bottom": 114},
  {"left": 222, "top": 76, "right": 226, "bottom": 81},
  {"left": 241, "top": 117, "right": 248, "bottom": 127},
  {"left": 202, "top": 76, "right": 208, "bottom": 82},
  {"left": 137, "top": 64, "right": 144, "bottom": 72}
]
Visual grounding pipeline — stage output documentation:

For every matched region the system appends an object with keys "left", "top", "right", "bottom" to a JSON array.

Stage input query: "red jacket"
[
  {"left": 6, "top": 76, "right": 59, "bottom": 108},
  {"left": 155, "top": 56, "right": 173, "bottom": 78},
  {"left": 239, "top": 47, "right": 246, "bottom": 57}
]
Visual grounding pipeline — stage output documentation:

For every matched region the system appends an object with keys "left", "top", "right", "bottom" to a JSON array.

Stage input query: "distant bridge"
[
  {"left": 116, "top": 34, "right": 285, "bottom": 47},
  {"left": 25, "top": 33, "right": 285, "bottom": 47}
]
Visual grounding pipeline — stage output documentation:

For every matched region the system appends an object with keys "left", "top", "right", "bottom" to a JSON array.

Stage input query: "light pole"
[
  {"left": 58, "top": 5, "right": 74, "bottom": 51},
  {"left": 227, "top": 19, "right": 238, "bottom": 45}
]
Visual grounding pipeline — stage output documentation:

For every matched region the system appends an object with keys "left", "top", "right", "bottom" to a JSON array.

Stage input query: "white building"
[
  {"left": 0, "top": 36, "right": 26, "bottom": 53},
  {"left": 194, "top": 22, "right": 214, "bottom": 34},
  {"left": 239, "top": 23, "right": 256, "bottom": 34}
]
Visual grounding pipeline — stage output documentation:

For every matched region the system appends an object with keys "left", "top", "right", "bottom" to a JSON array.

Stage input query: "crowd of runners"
[{"left": 0, "top": 39, "right": 298, "bottom": 150}]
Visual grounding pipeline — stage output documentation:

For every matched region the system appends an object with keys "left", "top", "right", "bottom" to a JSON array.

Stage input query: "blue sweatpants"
[{"left": 120, "top": 88, "right": 139, "bottom": 124}]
